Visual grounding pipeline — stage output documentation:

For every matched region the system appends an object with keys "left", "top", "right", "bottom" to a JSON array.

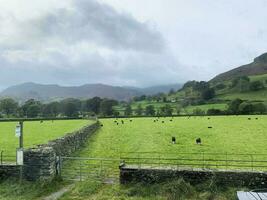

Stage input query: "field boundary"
[
  {"left": 0, "top": 120, "right": 100, "bottom": 181},
  {"left": 120, "top": 165, "right": 267, "bottom": 187},
  {"left": 120, "top": 152, "right": 267, "bottom": 171}
]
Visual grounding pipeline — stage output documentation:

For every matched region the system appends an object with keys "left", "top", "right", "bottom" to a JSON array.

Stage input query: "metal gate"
[{"left": 59, "top": 157, "right": 121, "bottom": 183}]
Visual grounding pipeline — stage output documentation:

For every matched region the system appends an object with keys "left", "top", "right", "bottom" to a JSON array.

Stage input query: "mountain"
[
  {"left": 139, "top": 84, "right": 183, "bottom": 95},
  {"left": 211, "top": 52, "right": 267, "bottom": 82},
  {"left": 0, "top": 82, "right": 141, "bottom": 102},
  {"left": 0, "top": 82, "right": 183, "bottom": 102}
]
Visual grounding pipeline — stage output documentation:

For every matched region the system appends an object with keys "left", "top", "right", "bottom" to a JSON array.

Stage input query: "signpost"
[{"left": 15, "top": 121, "right": 24, "bottom": 182}]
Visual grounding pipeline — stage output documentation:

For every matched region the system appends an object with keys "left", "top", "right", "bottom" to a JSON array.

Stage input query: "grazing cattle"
[
  {"left": 130, "top": 120, "right": 132, "bottom": 122},
  {"left": 170, "top": 119, "right": 173, "bottom": 122},
  {"left": 100, "top": 124, "right": 103, "bottom": 127},
  {"left": 208, "top": 118, "right": 210, "bottom": 120},
  {"left": 248, "top": 118, "right": 251, "bottom": 120},
  {"left": 154, "top": 120, "right": 156, "bottom": 122},
  {"left": 196, "top": 138, "right": 201, "bottom": 145},
  {"left": 162, "top": 121, "right": 165, "bottom": 123},
  {"left": 208, "top": 126, "right": 212, "bottom": 129},
  {"left": 172, "top": 137, "right": 176, "bottom": 144},
  {"left": 121, "top": 120, "right": 124, "bottom": 124}
]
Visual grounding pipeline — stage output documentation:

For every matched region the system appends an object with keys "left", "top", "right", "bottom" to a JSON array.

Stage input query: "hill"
[
  {"left": 211, "top": 52, "right": 267, "bottom": 82},
  {"left": 0, "top": 82, "right": 183, "bottom": 102}
]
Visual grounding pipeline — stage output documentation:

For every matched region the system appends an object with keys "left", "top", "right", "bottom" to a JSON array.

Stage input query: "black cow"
[
  {"left": 172, "top": 137, "right": 176, "bottom": 144},
  {"left": 196, "top": 138, "right": 202, "bottom": 145}
]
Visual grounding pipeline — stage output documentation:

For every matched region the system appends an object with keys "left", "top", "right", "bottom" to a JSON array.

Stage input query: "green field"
[
  {"left": 60, "top": 116, "right": 266, "bottom": 200},
  {"left": 73, "top": 116, "right": 267, "bottom": 165},
  {"left": 0, "top": 119, "right": 91, "bottom": 159}
]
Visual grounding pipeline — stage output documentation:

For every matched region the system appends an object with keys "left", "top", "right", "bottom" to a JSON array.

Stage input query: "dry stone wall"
[
  {"left": 0, "top": 121, "right": 100, "bottom": 181},
  {"left": 120, "top": 166, "right": 267, "bottom": 188}
]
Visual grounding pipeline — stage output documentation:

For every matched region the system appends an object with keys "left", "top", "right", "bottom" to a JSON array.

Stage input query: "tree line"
[{"left": 0, "top": 97, "right": 118, "bottom": 118}]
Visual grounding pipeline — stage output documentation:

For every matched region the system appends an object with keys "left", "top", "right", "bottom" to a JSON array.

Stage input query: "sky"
[{"left": 0, "top": 0, "right": 267, "bottom": 90}]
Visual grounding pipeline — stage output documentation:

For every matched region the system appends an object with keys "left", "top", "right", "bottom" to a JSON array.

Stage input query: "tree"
[
  {"left": 61, "top": 98, "right": 81, "bottom": 117},
  {"left": 214, "top": 83, "right": 226, "bottom": 90},
  {"left": 176, "top": 105, "right": 182, "bottom": 115},
  {"left": 231, "top": 76, "right": 250, "bottom": 92},
  {"left": 239, "top": 102, "right": 253, "bottom": 114},
  {"left": 100, "top": 99, "right": 117, "bottom": 116},
  {"left": 252, "top": 103, "right": 266, "bottom": 114},
  {"left": 124, "top": 104, "right": 132, "bottom": 116},
  {"left": 0, "top": 98, "right": 18, "bottom": 116},
  {"left": 201, "top": 88, "right": 215, "bottom": 100},
  {"left": 42, "top": 102, "right": 60, "bottom": 117},
  {"left": 160, "top": 104, "right": 173, "bottom": 116},
  {"left": 249, "top": 81, "right": 265, "bottom": 91},
  {"left": 145, "top": 105, "right": 155, "bottom": 116},
  {"left": 21, "top": 99, "right": 42, "bottom": 117},
  {"left": 227, "top": 98, "right": 243, "bottom": 114},
  {"left": 168, "top": 88, "right": 175, "bottom": 95},
  {"left": 84, "top": 97, "right": 102, "bottom": 114},
  {"left": 135, "top": 104, "right": 143, "bottom": 116}
]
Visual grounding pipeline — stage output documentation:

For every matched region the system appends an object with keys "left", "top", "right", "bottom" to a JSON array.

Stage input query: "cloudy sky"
[{"left": 0, "top": 0, "right": 267, "bottom": 90}]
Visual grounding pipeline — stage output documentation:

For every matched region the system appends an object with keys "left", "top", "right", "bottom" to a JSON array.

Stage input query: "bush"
[
  {"left": 207, "top": 109, "right": 224, "bottom": 115},
  {"left": 193, "top": 108, "right": 205, "bottom": 116},
  {"left": 249, "top": 81, "right": 265, "bottom": 91},
  {"left": 238, "top": 102, "right": 253, "bottom": 114},
  {"left": 252, "top": 103, "right": 266, "bottom": 114}
]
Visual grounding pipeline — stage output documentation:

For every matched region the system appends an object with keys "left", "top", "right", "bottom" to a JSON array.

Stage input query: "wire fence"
[
  {"left": 0, "top": 150, "right": 16, "bottom": 165},
  {"left": 120, "top": 152, "right": 267, "bottom": 171}
]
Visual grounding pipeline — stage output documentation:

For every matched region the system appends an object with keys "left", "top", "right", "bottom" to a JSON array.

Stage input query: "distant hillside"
[
  {"left": 139, "top": 84, "right": 183, "bottom": 95},
  {"left": 0, "top": 82, "right": 183, "bottom": 102},
  {"left": 211, "top": 53, "right": 267, "bottom": 82},
  {"left": 0, "top": 83, "right": 141, "bottom": 102}
]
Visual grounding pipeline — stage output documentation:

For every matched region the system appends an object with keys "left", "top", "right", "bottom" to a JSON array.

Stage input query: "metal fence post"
[
  {"left": 80, "top": 160, "right": 82, "bottom": 181},
  {"left": 251, "top": 155, "right": 254, "bottom": 171},
  {"left": 202, "top": 152, "right": 205, "bottom": 169},
  {"left": 0, "top": 151, "right": 3, "bottom": 165},
  {"left": 226, "top": 153, "right": 228, "bottom": 169}
]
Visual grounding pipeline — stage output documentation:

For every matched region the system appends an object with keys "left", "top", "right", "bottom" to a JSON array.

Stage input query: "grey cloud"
[{"left": 23, "top": 0, "right": 165, "bottom": 53}]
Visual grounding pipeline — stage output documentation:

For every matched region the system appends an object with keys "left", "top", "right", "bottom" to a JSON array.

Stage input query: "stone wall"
[
  {"left": 0, "top": 121, "right": 100, "bottom": 181},
  {"left": 120, "top": 166, "right": 267, "bottom": 188},
  {"left": 22, "top": 121, "right": 100, "bottom": 181},
  {"left": 0, "top": 165, "right": 20, "bottom": 180}
]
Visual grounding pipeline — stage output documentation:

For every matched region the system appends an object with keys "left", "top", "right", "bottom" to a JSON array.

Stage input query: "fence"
[
  {"left": 59, "top": 156, "right": 121, "bottom": 182},
  {"left": 120, "top": 152, "right": 267, "bottom": 171},
  {"left": 0, "top": 151, "right": 16, "bottom": 165}
]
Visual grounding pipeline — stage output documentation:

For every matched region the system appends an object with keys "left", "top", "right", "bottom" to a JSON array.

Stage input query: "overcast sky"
[{"left": 0, "top": 0, "right": 267, "bottom": 90}]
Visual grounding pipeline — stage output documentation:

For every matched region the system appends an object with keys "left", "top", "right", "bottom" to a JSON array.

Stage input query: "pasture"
[
  {"left": 77, "top": 116, "right": 267, "bottom": 168},
  {"left": 0, "top": 119, "right": 91, "bottom": 159}
]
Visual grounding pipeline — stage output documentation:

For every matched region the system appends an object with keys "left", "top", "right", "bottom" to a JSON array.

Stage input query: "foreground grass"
[
  {"left": 0, "top": 119, "right": 92, "bottom": 159},
  {"left": 0, "top": 178, "right": 66, "bottom": 200},
  {"left": 59, "top": 179, "right": 239, "bottom": 200}
]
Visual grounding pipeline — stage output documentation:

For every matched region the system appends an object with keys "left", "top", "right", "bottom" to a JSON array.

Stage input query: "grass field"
[
  {"left": 71, "top": 116, "right": 267, "bottom": 168},
  {"left": 0, "top": 119, "right": 91, "bottom": 159}
]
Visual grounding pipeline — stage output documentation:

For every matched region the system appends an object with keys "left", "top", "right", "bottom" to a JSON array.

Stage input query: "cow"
[
  {"left": 172, "top": 137, "right": 176, "bottom": 144},
  {"left": 196, "top": 138, "right": 202, "bottom": 145}
]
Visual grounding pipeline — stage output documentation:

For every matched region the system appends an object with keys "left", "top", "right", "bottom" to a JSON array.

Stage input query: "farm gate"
[{"left": 59, "top": 156, "right": 121, "bottom": 183}]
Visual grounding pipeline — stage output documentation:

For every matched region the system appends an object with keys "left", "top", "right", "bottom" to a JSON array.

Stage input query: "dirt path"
[{"left": 42, "top": 184, "right": 74, "bottom": 200}]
